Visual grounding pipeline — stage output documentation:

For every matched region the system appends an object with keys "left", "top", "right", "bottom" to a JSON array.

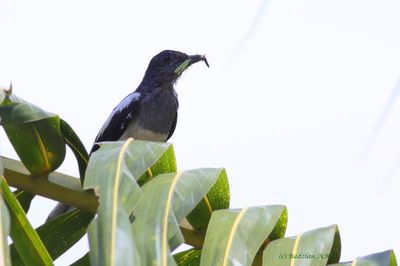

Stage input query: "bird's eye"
[
  {"left": 177, "top": 55, "right": 183, "bottom": 61},
  {"left": 162, "top": 54, "right": 170, "bottom": 63}
]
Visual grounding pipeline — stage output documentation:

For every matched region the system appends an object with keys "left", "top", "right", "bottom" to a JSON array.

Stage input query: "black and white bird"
[
  {"left": 47, "top": 50, "right": 208, "bottom": 220},
  {"left": 90, "top": 50, "right": 208, "bottom": 153}
]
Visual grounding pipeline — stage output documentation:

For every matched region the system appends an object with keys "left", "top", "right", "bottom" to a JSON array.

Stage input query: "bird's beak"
[
  {"left": 175, "top": 54, "right": 209, "bottom": 75},
  {"left": 188, "top": 54, "right": 210, "bottom": 68}
]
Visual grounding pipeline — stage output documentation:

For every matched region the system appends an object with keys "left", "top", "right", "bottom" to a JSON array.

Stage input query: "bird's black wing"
[{"left": 90, "top": 92, "right": 142, "bottom": 153}]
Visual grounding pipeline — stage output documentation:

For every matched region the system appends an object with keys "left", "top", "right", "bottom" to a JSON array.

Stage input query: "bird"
[
  {"left": 90, "top": 50, "right": 209, "bottom": 153},
  {"left": 47, "top": 50, "right": 209, "bottom": 220}
]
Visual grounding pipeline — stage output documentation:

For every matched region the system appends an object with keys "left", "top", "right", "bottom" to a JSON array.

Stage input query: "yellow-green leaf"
[
  {"left": 10, "top": 209, "right": 93, "bottom": 265},
  {"left": 0, "top": 90, "right": 65, "bottom": 177},
  {"left": 85, "top": 139, "right": 174, "bottom": 266},
  {"left": 200, "top": 205, "right": 287, "bottom": 266},
  {"left": 0, "top": 176, "right": 53, "bottom": 266},
  {"left": 328, "top": 249, "right": 397, "bottom": 266},
  {"left": 174, "top": 249, "right": 201, "bottom": 266},
  {"left": 0, "top": 157, "right": 11, "bottom": 266},
  {"left": 263, "top": 224, "right": 341, "bottom": 266},
  {"left": 137, "top": 144, "right": 177, "bottom": 186},
  {"left": 132, "top": 168, "right": 224, "bottom": 266},
  {"left": 186, "top": 169, "right": 230, "bottom": 230}
]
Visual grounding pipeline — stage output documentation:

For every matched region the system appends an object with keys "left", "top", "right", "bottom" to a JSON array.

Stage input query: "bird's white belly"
[{"left": 119, "top": 123, "right": 168, "bottom": 142}]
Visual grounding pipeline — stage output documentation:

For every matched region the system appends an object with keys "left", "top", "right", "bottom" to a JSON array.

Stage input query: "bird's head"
[{"left": 141, "top": 50, "right": 209, "bottom": 88}]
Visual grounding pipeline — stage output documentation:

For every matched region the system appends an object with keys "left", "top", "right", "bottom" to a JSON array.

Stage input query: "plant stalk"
[{"left": 2, "top": 156, "right": 97, "bottom": 213}]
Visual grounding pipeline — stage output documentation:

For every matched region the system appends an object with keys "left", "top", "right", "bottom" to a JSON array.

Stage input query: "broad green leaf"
[
  {"left": 85, "top": 139, "right": 174, "bottom": 212},
  {"left": 70, "top": 253, "right": 90, "bottom": 266},
  {"left": 36, "top": 209, "right": 92, "bottom": 260},
  {"left": 13, "top": 190, "right": 34, "bottom": 213},
  {"left": 1, "top": 119, "right": 66, "bottom": 177},
  {"left": 0, "top": 194, "right": 11, "bottom": 266},
  {"left": 265, "top": 206, "right": 288, "bottom": 242},
  {"left": 60, "top": 119, "right": 89, "bottom": 183},
  {"left": 10, "top": 209, "right": 93, "bottom": 265},
  {"left": 329, "top": 249, "right": 397, "bottom": 266},
  {"left": 0, "top": 89, "right": 53, "bottom": 123},
  {"left": 0, "top": 158, "right": 11, "bottom": 266},
  {"left": 200, "top": 205, "right": 286, "bottom": 266},
  {"left": 132, "top": 168, "right": 224, "bottom": 266},
  {"left": 87, "top": 222, "right": 100, "bottom": 266},
  {"left": 88, "top": 209, "right": 138, "bottom": 266},
  {"left": 0, "top": 90, "right": 65, "bottom": 177},
  {"left": 137, "top": 144, "right": 177, "bottom": 186},
  {"left": 174, "top": 249, "right": 201, "bottom": 266},
  {"left": 0, "top": 176, "right": 53, "bottom": 266},
  {"left": 186, "top": 169, "right": 230, "bottom": 230},
  {"left": 84, "top": 139, "right": 173, "bottom": 266},
  {"left": 85, "top": 141, "right": 140, "bottom": 266},
  {"left": 263, "top": 224, "right": 341, "bottom": 266}
]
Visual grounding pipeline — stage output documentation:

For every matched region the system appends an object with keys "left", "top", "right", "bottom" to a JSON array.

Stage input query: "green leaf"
[
  {"left": 265, "top": 206, "right": 288, "bottom": 242},
  {"left": 70, "top": 253, "right": 90, "bottom": 266},
  {"left": 186, "top": 169, "right": 230, "bottom": 230},
  {"left": 263, "top": 224, "right": 341, "bottom": 266},
  {"left": 0, "top": 90, "right": 54, "bottom": 124},
  {"left": 137, "top": 144, "right": 177, "bottom": 186},
  {"left": 0, "top": 176, "right": 53, "bottom": 266},
  {"left": 37, "top": 209, "right": 92, "bottom": 261},
  {"left": 13, "top": 190, "right": 35, "bottom": 213},
  {"left": 10, "top": 209, "right": 93, "bottom": 265},
  {"left": 0, "top": 91, "right": 66, "bottom": 177},
  {"left": 0, "top": 195, "right": 11, "bottom": 266},
  {"left": 60, "top": 119, "right": 89, "bottom": 183},
  {"left": 84, "top": 139, "right": 174, "bottom": 266},
  {"left": 131, "top": 168, "right": 224, "bottom": 266},
  {"left": 149, "top": 144, "right": 177, "bottom": 176},
  {"left": 329, "top": 249, "right": 397, "bottom": 266},
  {"left": 174, "top": 249, "right": 201, "bottom": 266},
  {"left": 85, "top": 139, "right": 174, "bottom": 211},
  {"left": 200, "top": 205, "right": 286, "bottom": 266},
  {"left": 89, "top": 210, "right": 138, "bottom": 266},
  {"left": 175, "top": 59, "right": 192, "bottom": 75},
  {"left": 0, "top": 158, "right": 11, "bottom": 266}
]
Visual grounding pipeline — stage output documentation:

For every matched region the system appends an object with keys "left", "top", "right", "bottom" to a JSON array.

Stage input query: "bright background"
[{"left": 1, "top": 0, "right": 400, "bottom": 265}]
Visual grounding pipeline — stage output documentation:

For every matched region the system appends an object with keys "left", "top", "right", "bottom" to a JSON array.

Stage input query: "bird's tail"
[{"left": 46, "top": 203, "right": 75, "bottom": 221}]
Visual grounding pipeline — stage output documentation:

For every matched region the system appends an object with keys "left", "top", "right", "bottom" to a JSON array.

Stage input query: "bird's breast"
[
  {"left": 119, "top": 122, "right": 168, "bottom": 142},
  {"left": 120, "top": 88, "right": 178, "bottom": 141}
]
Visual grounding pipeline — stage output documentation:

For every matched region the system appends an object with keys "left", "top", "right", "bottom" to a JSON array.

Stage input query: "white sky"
[{"left": 1, "top": 0, "right": 400, "bottom": 265}]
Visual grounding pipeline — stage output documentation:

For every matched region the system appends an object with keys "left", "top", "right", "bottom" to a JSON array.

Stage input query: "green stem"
[
  {"left": 180, "top": 223, "right": 205, "bottom": 248},
  {"left": 2, "top": 156, "right": 97, "bottom": 213}
]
